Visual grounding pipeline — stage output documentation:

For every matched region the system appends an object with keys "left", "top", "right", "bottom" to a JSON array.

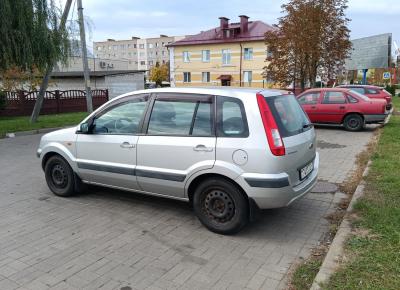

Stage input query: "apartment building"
[
  {"left": 168, "top": 16, "right": 274, "bottom": 87},
  {"left": 94, "top": 35, "right": 186, "bottom": 73}
]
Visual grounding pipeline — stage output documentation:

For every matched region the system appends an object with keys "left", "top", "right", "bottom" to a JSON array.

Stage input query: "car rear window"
[{"left": 263, "top": 94, "right": 311, "bottom": 138}]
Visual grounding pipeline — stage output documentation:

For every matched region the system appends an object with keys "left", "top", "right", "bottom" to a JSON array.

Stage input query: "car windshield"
[
  {"left": 349, "top": 90, "right": 370, "bottom": 101},
  {"left": 263, "top": 94, "right": 311, "bottom": 137}
]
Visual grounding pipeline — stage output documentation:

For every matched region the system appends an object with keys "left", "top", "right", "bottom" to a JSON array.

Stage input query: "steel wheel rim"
[
  {"left": 51, "top": 163, "right": 68, "bottom": 188},
  {"left": 203, "top": 190, "right": 235, "bottom": 223},
  {"left": 348, "top": 118, "right": 360, "bottom": 129}
]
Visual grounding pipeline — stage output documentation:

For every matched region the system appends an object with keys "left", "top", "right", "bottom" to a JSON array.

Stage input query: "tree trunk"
[{"left": 30, "top": 0, "right": 73, "bottom": 123}]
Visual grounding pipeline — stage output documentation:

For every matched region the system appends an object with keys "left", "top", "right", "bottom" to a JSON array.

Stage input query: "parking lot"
[{"left": 0, "top": 126, "right": 376, "bottom": 290}]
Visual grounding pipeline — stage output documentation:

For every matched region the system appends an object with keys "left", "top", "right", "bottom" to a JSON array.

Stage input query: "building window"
[
  {"left": 202, "top": 50, "right": 210, "bottom": 62},
  {"left": 202, "top": 72, "right": 210, "bottom": 83},
  {"left": 127, "top": 44, "right": 131, "bottom": 48},
  {"left": 148, "top": 60, "right": 154, "bottom": 66},
  {"left": 140, "top": 61, "right": 146, "bottom": 65},
  {"left": 149, "top": 51, "right": 153, "bottom": 57},
  {"left": 222, "top": 49, "right": 231, "bottom": 65},
  {"left": 139, "top": 52, "right": 145, "bottom": 57},
  {"left": 156, "top": 42, "right": 159, "bottom": 47},
  {"left": 113, "top": 45, "right": 117, "bottom": 50},
  {"left": 139, "top": 44, "right": 144, "bottom": 49},
  {"left": 148, "top": 43, "right": 153, "bottom": 49},
  {"left": 162, "top": 51, "right": 165, "bottom": 56},
  {"left": 183, "top": 51, "right": 190, "bottom": 62},
  {"left": 97, "top": 46, "right": 102, "bottom": 51},
  {"left": 134, "top": 44, "right": 137, "bottom": 48},
  {"left": 243, "top": 71, "right": 252, "bottom": 84},
  {"left": 244, "top": 48, "right": 253, "bottom": 60},
  {"left": 183, "top": 72, "right": 191, "bottom": 83}
]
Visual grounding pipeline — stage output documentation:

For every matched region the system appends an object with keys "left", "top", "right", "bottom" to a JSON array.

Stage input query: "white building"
[{"left": 93, "top": 35, "right": 186, "bottom": 74}]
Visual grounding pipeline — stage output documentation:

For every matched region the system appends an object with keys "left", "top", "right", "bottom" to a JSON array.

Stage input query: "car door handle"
[
  {"left": 120, "top": 142, "right": 135, "bottom": 149},
  {"left": 311, "top": 106, "right": 316, "bottom": 109},
  {"left": 339, "top": 106, "right": 346, "bottom": 109},
  {"left": 193, "top": 144, "right": 213, "bottom": 152}
]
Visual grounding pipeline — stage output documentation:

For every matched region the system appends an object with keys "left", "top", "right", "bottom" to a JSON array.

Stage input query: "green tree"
[
  {"left": 0, "top": 0, "right": 70, "bottom": 78},
  {"left": 149, "top": 62, "right": 169, "bottom": 87},
  {"left": 264, "top": 0, "right": 352, "bottom": 90}
]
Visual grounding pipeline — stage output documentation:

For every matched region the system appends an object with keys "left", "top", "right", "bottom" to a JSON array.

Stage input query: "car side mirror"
[{"left": 79, "top": 122, "right": 90, "bottom": 134}]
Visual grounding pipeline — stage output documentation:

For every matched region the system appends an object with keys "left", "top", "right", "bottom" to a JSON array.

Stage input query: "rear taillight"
[{"left": 256, "top": 93, "right": 285, "bottom": 156}]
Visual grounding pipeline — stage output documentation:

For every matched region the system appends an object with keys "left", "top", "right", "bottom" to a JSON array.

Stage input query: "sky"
[{"left": 62, "top": 0, "right": 400, "bottom": 51}]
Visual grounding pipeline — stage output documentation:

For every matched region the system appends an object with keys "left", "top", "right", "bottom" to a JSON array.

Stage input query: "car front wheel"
[
  {"left": 193, "top": 178, "right": 249, "bottom": 235},
  {"left": 45, "top": 155, "right": 76, "bottom": 197},
  {"left": 343, "top": 114, "right": 364, "bottom": 131}
]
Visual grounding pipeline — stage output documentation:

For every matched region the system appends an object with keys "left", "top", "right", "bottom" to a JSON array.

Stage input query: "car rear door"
[
  {"left": 297, "top": 91, "right": 321, "bottom": 123},
  {"left": 136, "top": 93, "right": 216, "bottom": 198},
  {"left": 318, "top": 91, "right": 348, "bottom": 123},
  {"left": 76, "top": 94, "right": 149, "bottom": 190},
  {"left": 263, "top": 94, "right": 316, "bottom": 187}
]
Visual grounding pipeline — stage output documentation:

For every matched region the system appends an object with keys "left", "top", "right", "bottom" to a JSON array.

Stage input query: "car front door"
[
  {"left": 136, "top": 93, "right": 216, "bottom": 198},
  {"left": 297, "top": 91, "right": 321, "bottom": 123},
  {"left": 76, "top": 94, "right": 149, "bottom": 190},
  {"left": 318, "top": 91, "right": 348, "bottom": 124}
]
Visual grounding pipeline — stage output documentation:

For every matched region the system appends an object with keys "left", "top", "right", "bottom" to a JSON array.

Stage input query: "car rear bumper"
[
  {"left": 364, "top": 114, "right": 387, "bottom": 124},
  {"left": 238, "top": 153, "right": 319, "bottom": 209}
]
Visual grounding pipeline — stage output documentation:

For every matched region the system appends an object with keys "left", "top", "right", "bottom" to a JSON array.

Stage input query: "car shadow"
[{"left": 73, "top": 184, "right": 315, "bottom": 239}]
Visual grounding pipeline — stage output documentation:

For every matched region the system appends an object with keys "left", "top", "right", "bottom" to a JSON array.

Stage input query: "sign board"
[
  {"left": 345, "top": 33, "right": 392, "bottom": 70},
  {"left": 383, "top": 72, "right": 391, "bottom": 79}
]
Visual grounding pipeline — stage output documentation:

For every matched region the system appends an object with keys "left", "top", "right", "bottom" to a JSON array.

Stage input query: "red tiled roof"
[{"left": 168, "top": 21, "right": 275, "bottom": 47}]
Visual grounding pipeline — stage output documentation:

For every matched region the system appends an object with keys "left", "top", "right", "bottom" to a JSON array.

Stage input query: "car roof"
[
  {"left": 113, "top": 86, "right": 292, "bottom": 101},
  {"left": 337, "top": 84, "right": 382, "bottom": 89},
  {"left": 300, "top": 87, "right": 351, "bottom": 94}
]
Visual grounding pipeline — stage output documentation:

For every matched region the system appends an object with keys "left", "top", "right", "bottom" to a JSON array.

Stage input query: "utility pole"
[
  {"left": 30, "top": 0, "right": 73, "bottom": 123},
  {"left": 77, "top": 0, "right": 93, "bottom": 112}
]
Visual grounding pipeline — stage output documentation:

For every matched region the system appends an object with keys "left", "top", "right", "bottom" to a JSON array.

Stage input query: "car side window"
[
  {"left": 298, "top": 92, "right": 320, "bottom": 104},
  {"left": 322, "top": 91, "right": 347, "bottom": 104},
  {"left": 350, "top": 87, "right": 365, "bottom": 94},
  {"left": 92, "top": 97, "right": 148, "bottom": 135},
  {"left": 217, "top": 96, "right": 249, "bottom": 137},
  {"left": 147, "top": 96, "right": 214, "bottom": 136},
  {"left": 347, "top": 95, "right": 359, "bottom": 103},
  {"left": 366, "top": 88, "right": 379, "bottom": 94}
]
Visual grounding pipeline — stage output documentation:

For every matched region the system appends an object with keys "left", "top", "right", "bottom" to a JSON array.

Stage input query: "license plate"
[{"left": 300, "top": 161, "right": 314, "bottom": 180}]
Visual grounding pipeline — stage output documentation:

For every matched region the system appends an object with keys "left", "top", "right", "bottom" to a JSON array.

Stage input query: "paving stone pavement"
[{"left": 0, "top": 126, "right": 376, "bottom": 290}]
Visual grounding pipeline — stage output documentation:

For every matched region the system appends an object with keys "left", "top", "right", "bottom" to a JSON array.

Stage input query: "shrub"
[
  {"left": 0, "top": 91, "right": 6, "bottom": 110},
  {"left": 384, "top": 84, "right": 396, "bottom": 96}
]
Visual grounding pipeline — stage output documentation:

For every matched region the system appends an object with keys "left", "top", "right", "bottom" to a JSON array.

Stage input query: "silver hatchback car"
[{"left": 37, "top": 87, "right": 319, "bottom": 234}]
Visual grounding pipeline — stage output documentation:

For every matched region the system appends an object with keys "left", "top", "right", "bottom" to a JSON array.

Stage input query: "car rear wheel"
[
  {"left": 45, "top": 155, "right": 76, "bottom": 197},
  {"left": 193, "top": 178, "right": 249, "bottom": 235},
  {"left": 344, "top": 114, "right": 364, "bottom": 131}
]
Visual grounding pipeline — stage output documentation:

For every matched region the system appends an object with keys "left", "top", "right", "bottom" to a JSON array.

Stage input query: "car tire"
[
  {"left": 193, "top": 177, "right": 249, "bottom": 235},
  {"left": 343, "top": 114, "right": 364, "bottom": 131},
  {"left": 44, "top": 155, "right": 76, "bottom": 197}
]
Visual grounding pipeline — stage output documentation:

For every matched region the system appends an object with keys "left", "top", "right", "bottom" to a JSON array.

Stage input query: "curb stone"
[
  {"left": 4, "top": 126, "right": 70, "bottom": 138},
  {"left": 310, "top": 160, "right": 372, "bottom": 289}
]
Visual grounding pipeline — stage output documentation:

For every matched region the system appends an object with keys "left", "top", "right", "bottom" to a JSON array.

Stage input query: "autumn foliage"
[
  {"left": 264, "top": 0, "right": 352, "bottom": 90},
  {"left": 149, "top": 62, "right": 169, "bottom": 87}
]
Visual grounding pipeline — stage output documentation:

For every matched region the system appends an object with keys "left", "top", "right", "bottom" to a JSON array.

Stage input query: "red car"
[
  {"left": 297, "top": 88, "right": 387, "bottom": 131},
  {"left": 337, "top": 85, "right": 392, "bottom": 110}
]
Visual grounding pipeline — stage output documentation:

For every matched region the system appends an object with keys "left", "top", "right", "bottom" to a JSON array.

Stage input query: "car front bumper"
[{"left": 237, "top": 153, "right": 319, "bottom": 209}]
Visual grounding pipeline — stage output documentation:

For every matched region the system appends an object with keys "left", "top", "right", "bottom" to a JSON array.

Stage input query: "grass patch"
[
  {"left": 324, "top": 97, "right": 400, "bottom": 289},
  {"left": 0, "top": 112, "right": 88, "bottom": 138},
  {"left": 290, "top": 258, "right": 322, "bottom": 290}
]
